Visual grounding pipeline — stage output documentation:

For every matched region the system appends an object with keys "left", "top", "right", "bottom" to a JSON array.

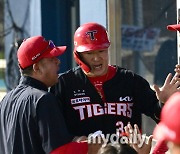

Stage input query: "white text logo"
[{"left": 71, "top": 97, "right": 90, "bottom": 105}]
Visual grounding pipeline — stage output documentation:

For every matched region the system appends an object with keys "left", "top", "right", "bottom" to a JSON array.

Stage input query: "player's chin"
[
  {"left": 52, "top": 73, "right": 59, "bottom": 83},
  {"left": 93, "top": 70, "right": 106, "bottom": 76},
  {"left": 51, "top": 77, "right": 59, "bottom": 86},
  {"left": 96, "top": 67, "right": 108, "bottom": 76}
]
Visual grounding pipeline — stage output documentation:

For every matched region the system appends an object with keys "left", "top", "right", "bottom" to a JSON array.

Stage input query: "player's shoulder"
[
  {"left": 22, "top": 88, "right": 53, "bottom": 107},
  {"left": 116, "top": 65, "right": 144, "bottom": 80},
  {"left": 39, "top": 92, "right": 57, "bottom": 102},
  {"left": 116, "top": 66, "right": 134, "bottom": 76},
  {"left": 31, "top": 89, "right": 58, "bottom": 108},
  {"left": 58, "top": 66, "right": 82, "bottom": 78}
]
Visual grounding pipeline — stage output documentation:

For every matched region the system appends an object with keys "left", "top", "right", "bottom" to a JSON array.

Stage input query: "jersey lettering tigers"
[{"left": 73, "top": 103, "right": 133, "bottom": 120}]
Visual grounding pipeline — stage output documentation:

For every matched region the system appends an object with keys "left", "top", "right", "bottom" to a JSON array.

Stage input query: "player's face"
[
  {"left": 38, "top": 57, "right": 60, "bottom": 87},
  {"left": 80, "top": 49, "right": 109, "bottom": 77}
]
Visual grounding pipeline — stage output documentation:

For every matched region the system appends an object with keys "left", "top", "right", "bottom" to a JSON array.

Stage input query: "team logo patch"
[
  {"left": 86, "top": 30, "right": 97, "bottom": 40},
  {"left": 73, "top": 90, "right": 86, "bottom": 96},
  {"left": 119, "top": 96, "right": 133, "bottom": 102},
  {"left": 71, "top": 97, "right": 90, "bottom": 104}
]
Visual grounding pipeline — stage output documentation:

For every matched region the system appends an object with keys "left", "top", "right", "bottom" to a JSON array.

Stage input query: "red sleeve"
[
  {"left": 152, "top": 140, "right": 168, "bottom": 154},
  {"left": 50, "top": 142, "right": 88, "bottom": 154}
]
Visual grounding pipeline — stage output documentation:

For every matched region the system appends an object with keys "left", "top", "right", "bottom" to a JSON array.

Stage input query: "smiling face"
[{"left": 80, "top": 49, "right": 109, "bottom": 77}]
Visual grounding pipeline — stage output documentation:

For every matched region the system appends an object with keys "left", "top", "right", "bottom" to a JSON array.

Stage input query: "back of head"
[
  {"left": 98, "top": 143, "right": 137, "bottom": 154},
  {"left": 153, "top": 92, "right": 180, "bottom": 144}
]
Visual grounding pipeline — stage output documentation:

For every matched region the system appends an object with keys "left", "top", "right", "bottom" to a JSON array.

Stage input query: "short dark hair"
[
  {"left": 20, "top": 65, "right": 33, "bottom": 76},
  {"left": 98, "top": 143, "right": 137, "bottom": 154}
]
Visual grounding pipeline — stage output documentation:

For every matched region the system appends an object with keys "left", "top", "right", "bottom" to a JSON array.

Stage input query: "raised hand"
[
  {"left": 153, "top": 72, "right": 180, "bottom": 103},
  {"left": 124, "top": 123, "right": 152, "bottom": 154}
]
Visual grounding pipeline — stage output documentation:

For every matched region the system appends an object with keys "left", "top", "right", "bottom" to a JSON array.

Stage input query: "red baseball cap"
[
  {"left": 153, "top": 92, "right": 180, "bottom": 144},
  {"left": 17, "top": 36, "right": 67, "bottom": 69},
  {"left": 167, "top": 24, "right": 180, "bottom": 31}
]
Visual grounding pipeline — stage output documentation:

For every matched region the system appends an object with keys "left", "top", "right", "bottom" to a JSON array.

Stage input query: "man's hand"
[
  {"left": 174, "top": 64, "right": 180, "bottom": 73},
  {"left": 124, "top": 123, "right": 152, "bottom": 154},
  {"left": 73, "top": 135, "right": 103, "bottom": 154},
  {"left": 153, "top": 71, "right": 180, "bottom": 103},
  {"left": 88, "top": 141, "right": 103, "bottom": 154},
  {"left": 73, "top": 136, "right": 87, "bottom": 142}
]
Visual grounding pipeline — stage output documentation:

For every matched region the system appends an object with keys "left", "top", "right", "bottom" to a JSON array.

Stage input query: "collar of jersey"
[{"left": 20, "top": 76, "right": 48, "bottom": 91}]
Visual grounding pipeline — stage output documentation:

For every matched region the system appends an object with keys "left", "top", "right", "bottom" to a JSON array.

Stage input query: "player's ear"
[{"left": 32, "top": 62, "right": 41, "bottom": 73}]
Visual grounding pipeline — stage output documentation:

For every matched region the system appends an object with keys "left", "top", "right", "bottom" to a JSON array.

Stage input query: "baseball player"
[
  {"left": 51, "top": 22, "right": 180, "bottom": 137},
  {"left": 0, "top": 36, "right": 88, "bottom": 154},
  {"left": 153, "top": 92, "right": 180, "bottom": 154}
]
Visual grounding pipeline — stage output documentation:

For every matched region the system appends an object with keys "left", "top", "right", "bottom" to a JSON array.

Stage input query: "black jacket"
[{"left": 0, "top": 76, "right": 73, "bottom": 154}]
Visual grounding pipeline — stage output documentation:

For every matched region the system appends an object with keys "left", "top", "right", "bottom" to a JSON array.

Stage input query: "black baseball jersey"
[
  {"left": 51, "top": 66, "right": 162, "bottom": 136},
  {"left": 0, "top": 76, "right": 73, "bottom": 154}
]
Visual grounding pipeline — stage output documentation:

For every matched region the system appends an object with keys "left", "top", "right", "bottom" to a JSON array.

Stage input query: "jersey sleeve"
[
  {"left": 36, "top": 93, "right": 74, "bottom": 153},
  {"left": 133, "top": 74, "right": 162, "bottom": 123}
]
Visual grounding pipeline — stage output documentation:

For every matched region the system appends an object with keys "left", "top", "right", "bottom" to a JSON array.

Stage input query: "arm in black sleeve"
[
  {"left": 36, "top": 93, "right": 74, "bottom": 153},
  {"left": 133, "top": 74, "right": 163, "bottom": 123}
]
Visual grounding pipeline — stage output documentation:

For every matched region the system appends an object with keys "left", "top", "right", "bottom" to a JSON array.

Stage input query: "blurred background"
[{"left": 0, "top": 0, "right": 6, "bottom": 100}]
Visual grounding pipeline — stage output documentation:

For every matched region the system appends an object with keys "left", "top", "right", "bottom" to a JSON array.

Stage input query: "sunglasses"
[{"left": 32, "top": 40, "right": 55, "bottom": 61}]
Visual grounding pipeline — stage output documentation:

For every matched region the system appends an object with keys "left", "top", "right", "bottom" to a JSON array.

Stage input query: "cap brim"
[
  {"left": 153, "top": 122, "right": 176, "bottom": 142},
  {"left": 44, "top": 46, "right": 67, "bottom": 58},
  {"left": 76, "top": 43, "right": 110, "bottom": 52},
  {"left": 167, "top": 24, "right": 180, "bottom": 31}
]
